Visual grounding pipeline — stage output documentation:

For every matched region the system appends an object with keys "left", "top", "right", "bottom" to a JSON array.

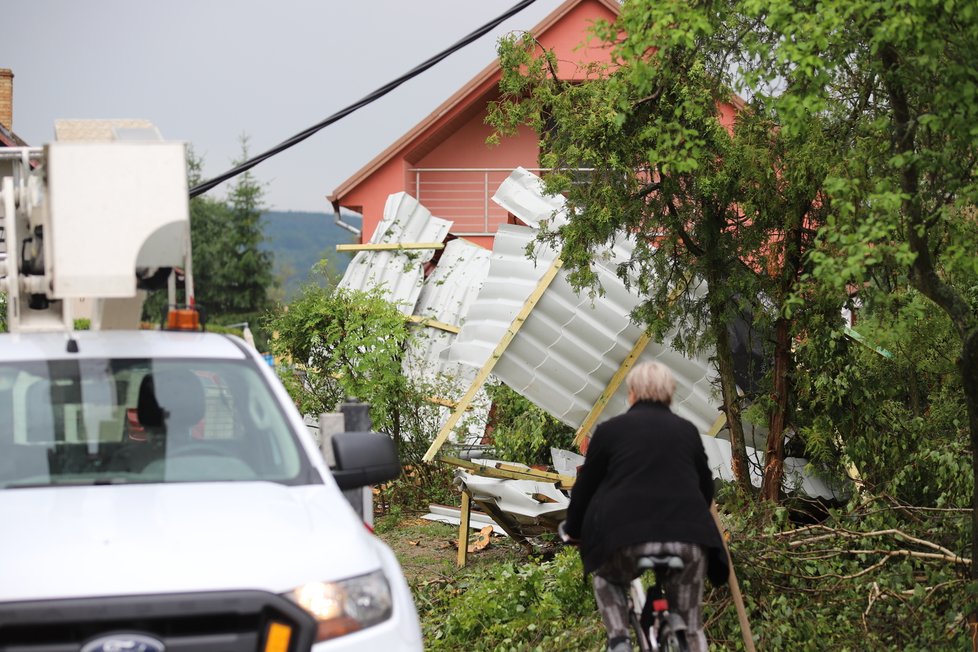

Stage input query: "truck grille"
[{"left": 0, "top": 591, "right": 315, "bottom": 652}]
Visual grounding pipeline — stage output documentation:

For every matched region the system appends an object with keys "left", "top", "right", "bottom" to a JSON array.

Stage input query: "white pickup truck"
[{"left": 0, "top": 126, "right": 423, "bottom": 651}]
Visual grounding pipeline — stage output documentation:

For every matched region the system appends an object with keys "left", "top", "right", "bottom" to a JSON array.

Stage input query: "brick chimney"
[{"left": 0, "top": 69, "right": 13, "bottom": 130}]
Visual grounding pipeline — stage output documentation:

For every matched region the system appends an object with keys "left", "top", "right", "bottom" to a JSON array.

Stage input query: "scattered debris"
[{"left": 467, "top": 525, "right": 495, "bottom": 553}]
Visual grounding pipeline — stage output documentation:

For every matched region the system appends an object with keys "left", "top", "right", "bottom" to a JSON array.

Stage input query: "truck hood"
[{"left": 0, "top": 482, "right": 380, "bottom": 602}]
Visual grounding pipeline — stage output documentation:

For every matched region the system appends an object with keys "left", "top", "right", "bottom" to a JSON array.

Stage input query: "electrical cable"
[{"left": 190, "top": 0, "right": 538, "bottom": 198}]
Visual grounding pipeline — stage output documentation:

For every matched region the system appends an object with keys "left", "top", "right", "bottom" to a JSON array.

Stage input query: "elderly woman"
[{"left": 562, "top": 361, "right": 725, "bottom": 652}]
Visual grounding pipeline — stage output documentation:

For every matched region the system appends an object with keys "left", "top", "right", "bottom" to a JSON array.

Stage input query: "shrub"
[
  {"left": 418, "top": 548, "right": 605, "bottom": 651},
  {"left": 484, "top": 382, "right": 576, "bottom": 467}
]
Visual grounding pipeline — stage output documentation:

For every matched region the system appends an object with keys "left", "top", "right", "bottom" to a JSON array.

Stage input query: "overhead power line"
[{"left": 190, "top": 0, "right": 539, "bottom": 199}]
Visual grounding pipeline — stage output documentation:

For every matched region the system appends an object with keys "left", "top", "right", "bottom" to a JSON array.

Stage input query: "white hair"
[{"left": 626, "top": 361, "right": 676, "bottom": 405}]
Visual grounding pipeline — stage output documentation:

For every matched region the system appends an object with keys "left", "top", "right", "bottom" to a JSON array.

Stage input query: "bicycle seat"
[{"left": 636, "top": 555, "right": 685, "bottom": 571}]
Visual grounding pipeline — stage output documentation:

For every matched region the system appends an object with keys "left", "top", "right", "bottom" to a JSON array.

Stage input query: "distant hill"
[{"left": 259, "top": 210, "right": 362, "bottom": 299}]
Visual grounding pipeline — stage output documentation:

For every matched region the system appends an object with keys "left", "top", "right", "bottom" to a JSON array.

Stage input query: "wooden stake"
[
  {"left": 440, "top": 455, "right": 575, "bottom": 489},
  {"left": 406, "top": 314, "right": 460, "bottom": 333},
  {"left": 457, "top": 490, "right": 472, "bottom": 568},
  {"left": 711, "top": 503, "right": 756, "bottom": 652}
]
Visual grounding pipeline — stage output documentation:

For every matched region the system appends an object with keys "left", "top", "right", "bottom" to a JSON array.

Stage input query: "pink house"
[{"left": 328, "top": 0, "right": 621, "bottom": 249}]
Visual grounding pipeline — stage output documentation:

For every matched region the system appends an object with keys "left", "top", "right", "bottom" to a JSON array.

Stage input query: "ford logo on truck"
[{"left": 80, "top": 634, "right": 165, "bottom": 652}]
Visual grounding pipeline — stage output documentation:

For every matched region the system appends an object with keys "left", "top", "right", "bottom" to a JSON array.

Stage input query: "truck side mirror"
[{"left": 330, "top": 431, "right": 401, "bottom": 490}]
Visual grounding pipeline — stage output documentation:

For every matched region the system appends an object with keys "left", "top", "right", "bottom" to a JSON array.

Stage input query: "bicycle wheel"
[
  {"left": 628, "top": 610, "right": 652, "bottom": 651},
  {"left": 657, "top": 623, "right": 690, "bottom": 652}
]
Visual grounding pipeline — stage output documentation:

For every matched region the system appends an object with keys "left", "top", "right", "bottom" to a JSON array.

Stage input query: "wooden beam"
[
  {"left": 336, "top": 242, "right": 445, "bottom": 252},
  {"left": 706, "top": 411, "right": 726, "bottom": 437},
  {"left": 573, "top": 332, "right": 652, "bottom": 449},
  {"left": 573, "top": 279, "right": 691, "bottom": 449},
  {"left": 470, "top": 498, "right": 533, "bottom": 553},
  {"left": 711, "top": 502, "right": 757, "bottom": 652},
  {"left": 406, "top": 315, "right": 460, "bottom": 333},
  {"left": 426, "top": 396, "right": 474, "bottom": 410},
  {"left": 439, "top": 456, "right": 575, "bottom": 490},
  {"left": 422, "top": 258, "right": 564, "bottom": 462}
]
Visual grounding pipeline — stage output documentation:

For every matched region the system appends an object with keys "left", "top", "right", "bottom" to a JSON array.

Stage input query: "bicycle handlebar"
[{"left": 557, "top": 521, "right": 580, "bottom": 545}]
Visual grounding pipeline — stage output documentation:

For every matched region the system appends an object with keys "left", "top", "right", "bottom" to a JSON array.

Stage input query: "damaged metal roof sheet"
[
  {"left": 338, "top": 191, "right": 451, "bottom": 314},
  {"left": 444, "top": 168, "right": 845, "bottom": 501},
  {"left": 429, "top": 442, "right": 842, "bottom": 542},
  {"left": 335, "top": 194, "right": 491, "bottom": 452},
  {"left": 701, "top": 437, "right": 844, "bottom": 501},
  {"left": 448, "top": 170, "right": 717, "bottom": 436},
  {"left": 447, "top": 224, "right": 560, "bottom": 368},
  {"left": 457, "top": 469, "right": 569, "bottom": 538},
  {"left": 403, "top": 238, "right": 491, "bottom": 385},
  {"left": 404, "top": 238, "right": 493, "bottom": 451}
]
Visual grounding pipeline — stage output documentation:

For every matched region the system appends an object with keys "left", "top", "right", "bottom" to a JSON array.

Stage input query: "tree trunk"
[
  {"left": 960, "top": 330, "right": 978, "bottom": 583},
  {"left": 760, "top": 218, "right": 803, "bottom": 502},
  {"left": 760, "top": 315, "right": 790, "bottom": 501},
  {"left": 708, "top": 284, "right": 753, "bottom": 494}
]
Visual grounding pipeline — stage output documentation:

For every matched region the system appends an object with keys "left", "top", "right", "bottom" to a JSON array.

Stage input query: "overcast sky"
[{"left": 4, "top": 0, "right": 572, "bottom": 213}]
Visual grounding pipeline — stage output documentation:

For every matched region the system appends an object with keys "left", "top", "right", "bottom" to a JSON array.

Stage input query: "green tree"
[
  {"left": 485, "top": 382, "right": 576, "bottom": 466},
  {"left": 266, "top": 285, "right": 460, "bottom": 473},
  {"left": 142, "top": 142, "right": 275, "bottom": 335},
  {"left": 193, "top": 136, "right": 275, "bottom": 327},
  {"left": 266, "top": 285, "right": 408, "bottom": 419},
  {"left": 489, "top": 0, "right": 978, "bottom": 610},
  {"left": 725, "top": 0, "right": 978, "bottom": 583},
  {"left": 488, "top": 11, "right": 838, "bottom": 498},
  {"left": 267, "top": 284, "right": 464, "bottom": 508}
]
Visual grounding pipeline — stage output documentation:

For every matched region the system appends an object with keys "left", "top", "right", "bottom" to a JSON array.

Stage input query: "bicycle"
[
  {"left": 558, "top": 522, "right": 690, "bottom": 652},
  {"left": 628, "top": 554, "right": 689, "bottom": 652}
]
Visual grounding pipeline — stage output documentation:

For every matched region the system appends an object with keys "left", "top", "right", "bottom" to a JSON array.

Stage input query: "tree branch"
[
  {"left": 631, "top": 181, "right": 662, "bottom": 199},
  {"left": 776, "top": 524, "right": 970, "bottom": 565}
]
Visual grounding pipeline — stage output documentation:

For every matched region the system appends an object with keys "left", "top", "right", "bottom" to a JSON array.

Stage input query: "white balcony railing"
[{"left": 410, "top": 167, "right": 562, "bottom": 236}]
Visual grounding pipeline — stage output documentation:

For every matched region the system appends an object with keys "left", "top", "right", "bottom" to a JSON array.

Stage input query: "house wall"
[
  {"left": 343, "top": 102, "right": 540, "bottom": 249},
  {"left": 718, "top": 101, "right": 738, "bottom": 130},
  {"left": 539, "top": 1, "right": 617, "bottom": 80},
  {"left": 337, "top": 158, "right": 409, "bottom": 243}
]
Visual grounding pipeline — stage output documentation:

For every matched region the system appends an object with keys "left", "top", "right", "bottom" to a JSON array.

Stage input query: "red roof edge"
[{"left": 0, "top": 122, "right": 29, "bottom": 147}]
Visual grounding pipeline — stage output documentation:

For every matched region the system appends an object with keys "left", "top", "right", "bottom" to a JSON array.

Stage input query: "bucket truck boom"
[{"left": 0, "top": 121, "right": 194, "bottom": 333}]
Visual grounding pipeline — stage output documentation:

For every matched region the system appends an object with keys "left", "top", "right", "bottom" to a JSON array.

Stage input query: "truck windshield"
[{"left": 0, "top": 358, "right": 315, "bottom": 488}]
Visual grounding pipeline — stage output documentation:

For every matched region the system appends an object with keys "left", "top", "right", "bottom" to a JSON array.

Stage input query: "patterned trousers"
[{"left": 592, "top": 540, "right": 708, "bottom": 652}]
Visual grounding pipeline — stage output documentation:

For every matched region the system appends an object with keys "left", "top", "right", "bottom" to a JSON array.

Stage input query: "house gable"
[{"left": 329, "top": 0, "right": 621, "bottom": 247}]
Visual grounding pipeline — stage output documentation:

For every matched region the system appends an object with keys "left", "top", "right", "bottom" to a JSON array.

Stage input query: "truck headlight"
[{"left": 285, "top": 570, "right": 393, "bottom": 641}]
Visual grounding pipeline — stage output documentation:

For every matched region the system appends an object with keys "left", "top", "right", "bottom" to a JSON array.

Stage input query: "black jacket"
[{"left": 564, "top": 400, "right": 724, "bottom": 574}]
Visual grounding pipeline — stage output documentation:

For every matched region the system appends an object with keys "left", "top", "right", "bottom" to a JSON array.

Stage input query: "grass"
[
  {"left": 375, "top": 515, "right": 528, "bottom": 585},
  {"left": 376, "top": 513, "right": 608, "bottom": 651}
]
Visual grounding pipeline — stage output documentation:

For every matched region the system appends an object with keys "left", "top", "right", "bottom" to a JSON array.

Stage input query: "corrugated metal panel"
[
  {"left": 506, "top": 234, "right": 714, "bottom": 434},
  {"left": 403, "top": 238, "right": 491, "bottom": 384},
  {"left": 457, "top": 169, "right": 717, "bottom": 432},
  {"left": 447, "top": 224, "right": 561, "bottom": 369},
  {"left": 491, "top": 167, "right": 569, "bottom": 230},
  {"left": 449, "top": 222, "right": 717, "bottom": 436},
  {"left": 701, "top": 436, "right": 843, "bottom": 500},
  {"left": 338, "top": 192, "right": 451, "bottom": 314},
  {"left": 403, "top": 238, "right": 493, "bottom": 450},
  {"left": 421, "top": 504, "right": 508, "bottom": 535},
  {"left": 334, "top": 193, "right": 490, "bottom": 452},
  {"left": 460, "top": 469, "right": 569, "bottom": 537}
]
